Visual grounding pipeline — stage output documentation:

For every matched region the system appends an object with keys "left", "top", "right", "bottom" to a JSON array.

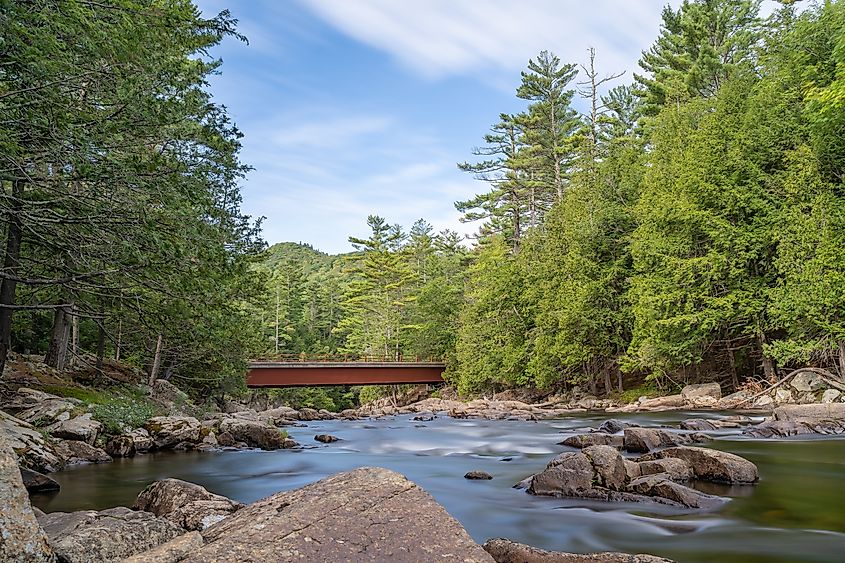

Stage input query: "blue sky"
[{"left": 194, "top": 1, "right": 767, "bottom": 254}]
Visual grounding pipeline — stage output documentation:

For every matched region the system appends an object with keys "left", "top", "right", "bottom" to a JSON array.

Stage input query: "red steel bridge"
[{"left": 246, "top": 354, "right": 446, "bottom": 388}]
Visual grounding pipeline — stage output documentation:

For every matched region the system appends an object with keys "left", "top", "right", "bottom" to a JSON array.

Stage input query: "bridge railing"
[{"left": 250, "top": 353, "right": 444, "bottom": 364}]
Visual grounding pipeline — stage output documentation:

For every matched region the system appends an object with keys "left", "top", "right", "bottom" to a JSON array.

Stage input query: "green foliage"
[{"left": 91, "top": 399, "right": 159, "bottom": 436}]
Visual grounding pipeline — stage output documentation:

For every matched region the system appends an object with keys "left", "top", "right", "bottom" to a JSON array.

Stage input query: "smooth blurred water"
[{"left": 31, "top": 410, "right": 845, "bottom": 562}]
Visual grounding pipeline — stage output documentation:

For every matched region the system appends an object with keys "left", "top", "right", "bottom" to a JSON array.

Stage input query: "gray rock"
[
  {"left": 679, "top": 418, "right": 740, "bottom": 431},
  {"left": 297, "top": 407, "right": 320, "bottom": 421},
  {"left": 20, "top": 467, "right": 60, "bottom": 492},
  {"left": 583, "top": 445, "right": 627, "bottom": 491},
  {"left": 122, "top": 531, "right": 204, "bottom": 563},
  {"left": 465, "top": 470, "right": 493, "bottom": 480},
  {"left": 753, "top": 395, "right": 775, "bottom": 408},
  {"left": 775, "top": 388, "right": 794, "bottom": 404},
  {"left": 127, "top": 427, "right": 154, "bottom": 452},
  {"left": 627, "top": 474, "right": 724, "bottom": 509},
  {"left": 50, "top": 413, "right": 103, "bottom": 445},
  {"left": 217, "top": 418, "right": 293, "bottom": 450},
  {"left": 623, "top": 428, "right": 705, "bottom": 453},
  {"left": 624, "top": 459, "right": 641, "bottom": 481},
  {"left": 637, "top": 458, "right": 692, "bottom": 481},
  {"left": 790, "top": 370, "right": 827, "bottom": 393},
  {"left": 0, "top": 431, "right": 56, "bottom": 562},
  {"left": 0, "top": 409, "right": 63, "bottom": 473},
  {"left": 718, "top": 391, "right": 753, "bottom": 409},
  {"left": 134, "top": 478, "right": 243, "bottom": 531},
  {"left": 681, "top": 383, "right": 721, "bottom": 406},
  {"left": 314, "top": 434, "right": 339, "bottom": 443},
  {"left": 15, "top": 399, "right": 76, "bottom": 427},
  {"left": 559, "top": 433, "right": 623, "bottom": 449},
  {"left": 53, "top": 440, "right": 112, "bottom": 465},
  {"left": 774, "top": 403, "right": 845, "bottom": 422},
  {"left": 821, "top": 389, "right": 842, "bottom": 403},
  {"left": 482, "top": 538, "right": 673, "bottom": 562},
  {"left": 37, "top": 507, "right": 183, "bottom": 562},
  {"left": 637, "top": 394, "right": 686, "bottom": 410},
  {"left": 528, "top": 452, "right": 594, "bottom": 497},
  {"left": 183, "top": 467, "right": 493, "bottom": 562},
  {"left": 144, "top": 416, "right": 202, "bottom": 449},
  {"left": 105, "top": 435, "right": 136, "bottom": 458},
  {"left": 597, "top": 419, "right": 631, "bottom": 434},
  {"left": 651, "top": 447, "right": 758, "bottom": 484}
]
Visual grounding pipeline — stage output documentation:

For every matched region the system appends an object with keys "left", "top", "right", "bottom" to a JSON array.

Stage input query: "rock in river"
[
  {"left": 642, "top": 446, "right": 758, "bottom": 484},
  {"left": 465, "top": 470, "right": 493, "bottom": 480},
  {"left": 182, "top": 467, "right": 493, "bottom": 562},
  {"left": 134, "top": 478, "right": 243, "bottom": 531}
]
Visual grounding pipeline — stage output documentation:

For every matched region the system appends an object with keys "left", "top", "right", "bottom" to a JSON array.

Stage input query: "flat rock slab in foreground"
[{"left": 184, "top": 467, "right": 493, "bottom": 562}]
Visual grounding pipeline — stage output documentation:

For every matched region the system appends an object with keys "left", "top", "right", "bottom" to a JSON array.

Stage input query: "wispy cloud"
[{"left": 298, "top": 0, "right": 663, "bottom": 80}]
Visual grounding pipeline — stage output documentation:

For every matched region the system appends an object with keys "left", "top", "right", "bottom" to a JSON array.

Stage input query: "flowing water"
[{"left": 31, "top": 410, "right": 845, "bottom": 562}]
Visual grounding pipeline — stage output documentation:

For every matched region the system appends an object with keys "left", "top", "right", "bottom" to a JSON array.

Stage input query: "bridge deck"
[{"left": 246, "top": 361, "right": 446, "bottom": 387}]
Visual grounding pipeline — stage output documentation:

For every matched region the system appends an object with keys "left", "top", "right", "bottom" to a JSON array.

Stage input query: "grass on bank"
[{"left": 41, "top": 383, "right": 162, "bottom": 436}]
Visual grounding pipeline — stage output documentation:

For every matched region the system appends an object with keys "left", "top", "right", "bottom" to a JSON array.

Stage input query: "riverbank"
[
  {"left": 3, "top": 352, "right": 845, "bottom": 493},
  {"left": 9, "top": 407, "right": 845, "bottom": 562}
]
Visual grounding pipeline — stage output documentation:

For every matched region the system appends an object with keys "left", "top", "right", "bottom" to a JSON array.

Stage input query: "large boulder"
[
  {"left": 623, "top": 428, "right": 708, "bottom": 453},
  {"left": 558, "top": 433, "right": 623, "bottom": 449},
  {"left": 143, "top": 416, "right": 201, "bottom": 449},
  {"left": 105, "top": 435, "right": 136, "bottom": 458},
  {"left": 53, "top": 440, "right": 112, "bottom": 465},
  {"left": 482, "top": 539, "right": 673, "bottom": 562},
  {"left": 182, "top": 467, "right": 493, "bottom": 562},
  {"left": 789, "top": 370, "right": 827, "bottom": 393},
  {"left": 636, "top": 395, "right": 685, "bottom": 411},
  {"left": 50, "top": 413, "right": 103, "bottom": 445},
  {"left": 127, "top": 427, "right": 154, "bottom": 453},
  {"left": 649, "top": 447, "right": 758, "bottom": 484},
  {"left": 681, "top": 383, "right": 721, "bottom": 406},
  {"left": 528, "top": 452, "right": 594, "bottom": 497},
  {"left": 583, "top": 445, "right": 627, "bottom": 491},
  {"left": 134, "top": 478, "right": 243, "bottom": 531},
  {"left": 0, "top": 431, "right": 56, "bottom": 562},
  {"left": 37, "top": 507, "right": 183, "bottom": 562},
  {"left": 773, "top": 403, "right": 845, "bottom": 423},
  {"left": 15, "top": 398, "right": 76, "bottom": 427},
  {"left": 0, "top": 409, "right": 63, "bottom": 473},
  {"left": 217, "top": 418, "right": 295, "bottom": 450}
]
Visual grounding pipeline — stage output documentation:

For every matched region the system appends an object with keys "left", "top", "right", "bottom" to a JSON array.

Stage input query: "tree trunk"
[
  {"left": 603, "top": 369, "right": 612, "bottom": 396},
  {"left": 728, "top": 348, "right": 739, "bottom": 391},
  {"left": 96, "top": 321, "right": 105, "bottom": 369},
  {"left": 0, "top": 180, "right": 24, "bottom": 378},
  {"left": 838, "top": 340, "right": 845, "bottom": 381},
  {"left": 115, "top": 319, "right": 122, "bottom": 361},
  {"left": 69, "top": 307, "right": 79, "bottom": 367},
  {"left": 45, "top": 306, "right": 71, "bottom": 370},
  {"left": 149, "top": 333, "right": 163, "bottom": 385},
  {"left": 758, "top": 333, "right": 776, "bottom": 382},
  {"left": 616, "top": 365, "right": 623, "bottom": 393}
]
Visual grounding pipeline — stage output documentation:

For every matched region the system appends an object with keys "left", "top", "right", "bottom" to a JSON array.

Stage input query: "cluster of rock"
[
  {"left": 2, "top": 429, "right": 673, "bottom": 563},
  {"left": 0, "top": 386, "right": 304, "bottom": 497},
  {"left": 743, "top": 404, "right": 845, "bottom": 437},
  {"left": 521, "top": 441, "right": 758, "bottom": 509}
]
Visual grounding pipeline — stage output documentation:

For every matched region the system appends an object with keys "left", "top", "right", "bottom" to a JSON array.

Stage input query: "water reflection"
[{"left": 31, "top": 412, "right": 845, "bottom": 563}]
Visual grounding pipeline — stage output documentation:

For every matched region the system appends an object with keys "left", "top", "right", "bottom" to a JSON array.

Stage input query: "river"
[{"left": 31, "top": 410, "right": 845, "bottom": 562}]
